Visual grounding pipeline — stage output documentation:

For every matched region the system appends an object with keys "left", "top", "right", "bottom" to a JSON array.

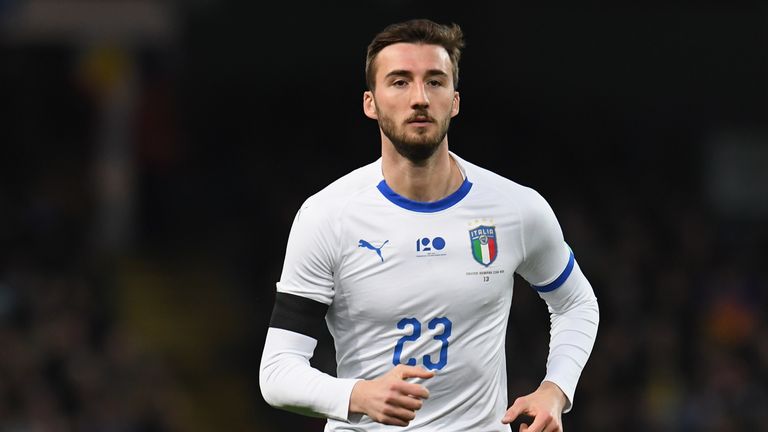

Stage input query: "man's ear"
[
  {"left": 363, "top": 91, "right": 378, "bottom": 119},
  {"left": 451, "top": 91, "right": 460, "bottom": 117}
]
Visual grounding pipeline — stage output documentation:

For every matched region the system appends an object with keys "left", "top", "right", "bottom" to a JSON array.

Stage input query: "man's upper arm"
[
  {"left": 276, "top": 201, "right": 337, "bottom": 306},
  {"left": 515, "top": 188, "right": 572, "bottom": 290}
]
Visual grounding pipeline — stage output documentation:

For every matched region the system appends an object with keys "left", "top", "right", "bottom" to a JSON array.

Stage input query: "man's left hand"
[{"left": 501, "top": 381, "right": 567, "bottom": 432}]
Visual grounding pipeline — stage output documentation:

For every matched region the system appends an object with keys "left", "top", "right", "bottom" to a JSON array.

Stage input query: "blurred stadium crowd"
[{"left": 1, "top": 2, "right": 767, "bottom": 431}]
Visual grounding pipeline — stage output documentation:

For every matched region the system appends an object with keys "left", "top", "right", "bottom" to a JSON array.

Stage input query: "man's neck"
[{"left": 381, "top": 143, "right": 463, "bottom": 203}]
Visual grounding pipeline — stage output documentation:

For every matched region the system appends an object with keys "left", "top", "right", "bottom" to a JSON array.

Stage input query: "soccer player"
[{"left": 260, "top": 18, "right": 599, "bottom": 431}]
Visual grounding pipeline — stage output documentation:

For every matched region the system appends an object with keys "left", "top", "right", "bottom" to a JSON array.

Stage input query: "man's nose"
[{"left": 410, "top": 82, "right": 429, "bottom": 108}]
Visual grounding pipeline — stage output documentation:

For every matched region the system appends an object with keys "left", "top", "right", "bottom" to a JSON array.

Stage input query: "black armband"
[{"left": 269, "top": 292, "right": 330, "bottom": 340}]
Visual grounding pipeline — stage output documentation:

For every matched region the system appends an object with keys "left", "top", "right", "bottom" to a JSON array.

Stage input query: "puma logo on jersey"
[{"left": 358, "top": 239, "right": 389, "bottom": 262}]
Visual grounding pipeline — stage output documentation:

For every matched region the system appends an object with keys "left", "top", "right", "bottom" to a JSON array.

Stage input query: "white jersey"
[{"left": 271, "top": 152, "right": 596, "bottom": 431}]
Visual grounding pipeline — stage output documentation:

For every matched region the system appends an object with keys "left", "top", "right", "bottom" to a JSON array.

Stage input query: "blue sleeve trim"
[{"left": 532, "top": 249, "right": 575, "bottom": 293}]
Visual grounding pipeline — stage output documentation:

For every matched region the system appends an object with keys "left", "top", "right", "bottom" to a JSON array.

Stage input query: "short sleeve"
[
  {"left": 276, "top": 200, "right": 338, "bottom": 305},
  {"left": 515, "top": 189, "right": 572, "bottom": 290}
]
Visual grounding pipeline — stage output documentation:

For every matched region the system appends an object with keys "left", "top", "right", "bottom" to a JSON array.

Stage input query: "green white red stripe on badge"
[{"left": 470, "top": 225, "right": 497, "bottom": 266}]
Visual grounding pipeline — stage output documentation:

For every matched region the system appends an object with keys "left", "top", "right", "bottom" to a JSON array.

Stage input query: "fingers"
[
  {"left": 507, "top": 384, "right": 565, "bottom": 431},
  {"left": 519, "top": 413, "right": 560, "bottom": 432},
  {"left": 396, "top": 381, "right": 430, "bottom": 399},
  {"left": 502, "top": 406, "right": 521, "bottom": 424},
  {"left": 380, "top": 415, "right": 409, "bottom": 427},
  {"left": 379, "top": 404, "right": 418, "bottom": 426},
  {"left": 375, "top": 393, "right": 424, "bottom": 426},
  {"left": 527, "top": 415, "right": 547, "bottom": 431},
  {"left": 390, "top": 365, "right": 433, "bottom": 399},
  {"left": 394, "top": 364, "right": 436, "bottom": 380},
  {"left": 502, "top": 397, "right": 527, "bottom": 424},
  {"left": 391, "top": 393, "right": 424, "bottom": 411},
  {"left": 363, "top": 366, "right": 434, "bottom": 427}
]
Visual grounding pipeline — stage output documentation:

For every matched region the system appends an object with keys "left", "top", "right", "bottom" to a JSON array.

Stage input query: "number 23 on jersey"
[{"left": 392, "top": 317, "right": 452, "bottom": 370}]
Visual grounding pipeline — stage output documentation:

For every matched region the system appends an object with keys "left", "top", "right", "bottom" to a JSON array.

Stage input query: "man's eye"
[
  {"left": 393, "top": 80, "right": 408, "bottom": 87},
  {"left": 428, "top": 80, "right": 444, "bottom": 87}
]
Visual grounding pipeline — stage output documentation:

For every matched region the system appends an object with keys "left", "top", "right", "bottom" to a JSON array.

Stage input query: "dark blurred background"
[{"left": 1, "top": 1, "right": 767, "bottom": 431}]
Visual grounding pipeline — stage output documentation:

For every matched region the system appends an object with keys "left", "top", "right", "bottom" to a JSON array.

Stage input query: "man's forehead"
[{"left": 375, "top": 43, "right": 452, "bottom": 74}]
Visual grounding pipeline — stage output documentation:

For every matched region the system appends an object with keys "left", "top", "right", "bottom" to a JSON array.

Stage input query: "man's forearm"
[
  {"left": 539, "top": 260, "right": 600, "bottom": 412},
  {"left": 260, "top": 327, "right": 361, "bottom": 421}
]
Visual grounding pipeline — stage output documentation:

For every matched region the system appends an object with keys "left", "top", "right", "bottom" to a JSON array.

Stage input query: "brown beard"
[{"left": 378, "top": 110, "right": 451, "bottom": 164}]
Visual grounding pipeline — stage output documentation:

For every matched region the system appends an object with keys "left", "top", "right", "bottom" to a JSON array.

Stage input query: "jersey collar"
[{"left": 376, "top": 176, "right": 472, "bottom": 213}]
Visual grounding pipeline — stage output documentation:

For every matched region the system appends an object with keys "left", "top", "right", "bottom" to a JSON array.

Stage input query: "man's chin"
[
  {"left": 391, "top": 138, "right": 441, "bottom": 163},
  {"left": 403, "top": 130, "right": 439, "bottom": 145}
]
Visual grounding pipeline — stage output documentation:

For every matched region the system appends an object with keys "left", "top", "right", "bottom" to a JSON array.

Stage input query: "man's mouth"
[{"left": 407, "top": 115, "right": 434, "bottom": 124}]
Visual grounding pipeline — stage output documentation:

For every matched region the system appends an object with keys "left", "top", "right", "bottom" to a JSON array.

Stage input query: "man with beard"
[{"left": 260, "top": 19, "right": 599, "bottom": 432}]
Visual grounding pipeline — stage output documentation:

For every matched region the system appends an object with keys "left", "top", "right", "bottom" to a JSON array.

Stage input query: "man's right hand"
[{"left": 348, "top": 364, "right": 435, "bottom": 426}]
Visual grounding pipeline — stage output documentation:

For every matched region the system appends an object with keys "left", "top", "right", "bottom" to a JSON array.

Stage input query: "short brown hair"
[{"left": 365, "top": 19, "right": 465, "bottom": 91}]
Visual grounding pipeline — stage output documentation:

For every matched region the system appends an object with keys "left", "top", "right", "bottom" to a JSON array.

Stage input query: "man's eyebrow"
[
  {"left": 384, "top": 70, "right": 413, "bottom": 79},
  {"left": 384, "top": 69, "right": 449, "bottom": 79},
  {"left": 425, "top": 69, "right": 449, "bottom": 78}
]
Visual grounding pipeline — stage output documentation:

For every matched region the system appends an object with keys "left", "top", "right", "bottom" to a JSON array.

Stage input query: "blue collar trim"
[{"left": 376, "top": 177, "right": 472, "bottom": 213}]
